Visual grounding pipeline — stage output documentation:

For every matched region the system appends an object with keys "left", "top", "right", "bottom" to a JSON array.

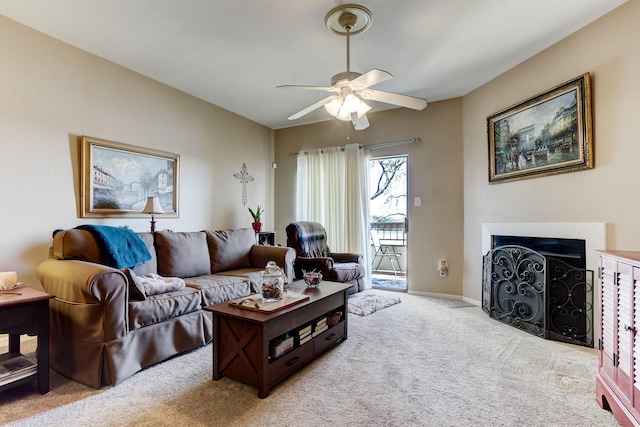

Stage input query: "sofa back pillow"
[
  {"left": 132, "top": 232, "right": 158, "bottom": 276},
  {"left": 155, "top": 231, "right": 211, "bottom": 278},
  {"left": 206, "top": 228, "right": 255, "bottom": 273}
]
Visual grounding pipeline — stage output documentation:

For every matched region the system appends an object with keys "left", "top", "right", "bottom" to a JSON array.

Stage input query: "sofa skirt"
[{"left": 50, "top": 310, "right": 212, "bottom": 388}]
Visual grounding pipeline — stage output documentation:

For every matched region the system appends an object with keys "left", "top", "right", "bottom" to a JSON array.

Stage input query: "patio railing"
[{"left": 371, "top": 221, "right": 407, "bottom": 246}]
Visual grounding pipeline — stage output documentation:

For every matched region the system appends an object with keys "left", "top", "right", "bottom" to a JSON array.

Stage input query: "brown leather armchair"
[{"left": 286, "top": 221, "right": 365, "bottom": 294}]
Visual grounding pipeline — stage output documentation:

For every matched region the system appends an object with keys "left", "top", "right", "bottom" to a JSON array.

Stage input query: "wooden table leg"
[{"left": 36, "top": 300, "right": 50, "bottom": 394}]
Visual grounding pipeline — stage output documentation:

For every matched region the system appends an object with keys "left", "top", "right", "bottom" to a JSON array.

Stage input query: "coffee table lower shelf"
[{"left": 205, "top": 281, "right": 350, "bottom": 398}]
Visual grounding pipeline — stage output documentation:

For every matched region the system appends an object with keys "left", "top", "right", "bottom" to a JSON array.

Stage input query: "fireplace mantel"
[{"left": 482, "top": 222, "right": 606, "bottom": 276}]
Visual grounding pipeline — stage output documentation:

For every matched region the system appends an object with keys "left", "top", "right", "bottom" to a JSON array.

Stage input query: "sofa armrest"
[
  {"left": 331, "top": 252, "right": 363, "bottom": 264},
  {"left": 248, "top": 245, "right": 296, "bottom": 283},
  {"left": 293, "top": 256, "right": 334, "bottom": 280},
  {"left": 36, "top": 258, "right": 128, "bottom": 342}
]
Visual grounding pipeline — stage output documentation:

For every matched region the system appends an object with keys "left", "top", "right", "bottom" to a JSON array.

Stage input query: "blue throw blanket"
[{"left": 76, "top": 225, "right": 152, "bottom": 269}]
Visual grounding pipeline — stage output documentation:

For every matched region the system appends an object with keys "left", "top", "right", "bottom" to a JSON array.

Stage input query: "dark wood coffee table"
[{"left": 204, "top": 280, "right": 350, "bottom": 398}]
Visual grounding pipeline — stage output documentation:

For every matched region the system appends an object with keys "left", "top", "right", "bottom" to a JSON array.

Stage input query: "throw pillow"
[
  {"left": 123, "top": 268, "right": 146, "bottom": 300},
  {"left": 154, "top": 231, "right": 211, "bottom": 278},
  {"left": 206, "top": 228, "right": 255, "bottom": 273}
]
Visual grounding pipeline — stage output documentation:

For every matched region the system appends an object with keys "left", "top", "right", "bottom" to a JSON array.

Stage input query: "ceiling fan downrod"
[{"left": 338, "top": 11, "right": 357, "bottom": 73}]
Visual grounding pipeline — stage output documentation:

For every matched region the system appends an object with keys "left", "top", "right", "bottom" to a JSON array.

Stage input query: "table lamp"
[{"left": 141, "top": 196, "right": 165, "bottom": 232}]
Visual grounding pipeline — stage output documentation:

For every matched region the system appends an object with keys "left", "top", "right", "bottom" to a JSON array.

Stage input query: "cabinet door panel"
[
  {"left": 617, "top": 262, "right": 634, "bottom": 400},
  {"left": 600, "top": 256, "right": 617, "bottom": 384},
  {"left": 634, "top": 266, "right": 640, "bottom": 411}
]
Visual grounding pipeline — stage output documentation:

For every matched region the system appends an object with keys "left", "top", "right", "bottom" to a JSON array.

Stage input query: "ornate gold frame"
[
  {"left": 487, "top": 73, "right": 593, "bottom": 183},
  {"left": 80, "top": 136, "right": 179, "bottom": 218}
]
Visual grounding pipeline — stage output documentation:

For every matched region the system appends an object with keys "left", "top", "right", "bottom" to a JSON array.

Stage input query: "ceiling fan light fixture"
[
  {"left": 279, "top": 4, "right": 427, "bottom": 130},
  {"left": 355, "top": 100, "right": 371, "bottom": 118},
  {"left": 342, "top": 93, "right": 361, "bottom": 113},
  {"left": 336, "top": 106, "right": 352, "bottom": 121},
  {"left": 324, "top": 97, "right": 342, "bottom": 117}
]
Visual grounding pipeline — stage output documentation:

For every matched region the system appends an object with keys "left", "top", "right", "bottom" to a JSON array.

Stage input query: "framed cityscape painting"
[
  {"left": 80, "top": 136, "right": 179, "bottom": 218},
  {"left": 487, "top": 73, "right": 593, "bottom": 183}
]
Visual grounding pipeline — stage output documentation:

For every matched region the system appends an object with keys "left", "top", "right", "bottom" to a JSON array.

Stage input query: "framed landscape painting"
[
  {"left": 80, "top": 136, "right": 179, "bottom": 218},
  {"left": 487, "top": 73, "right": 593, "bottom": 183}
]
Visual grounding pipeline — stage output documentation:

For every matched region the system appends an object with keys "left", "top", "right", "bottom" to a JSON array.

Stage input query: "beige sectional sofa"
[{"left": 36, "top": 227, "right": 295, "bottom": 388}]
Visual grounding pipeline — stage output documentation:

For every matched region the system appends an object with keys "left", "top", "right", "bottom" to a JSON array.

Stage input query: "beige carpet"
[{"left": 1, "top": 291, "right": 619, "bottom": 426}]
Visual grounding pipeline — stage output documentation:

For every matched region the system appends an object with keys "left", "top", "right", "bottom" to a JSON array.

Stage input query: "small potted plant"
[{"left": 248, "top": 205, "right": 264, "bottom": 232}]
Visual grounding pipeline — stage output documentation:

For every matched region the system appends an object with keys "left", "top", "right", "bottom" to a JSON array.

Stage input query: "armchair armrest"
[
  {"left": 36, "top": 258, "right": 128, "bottom": 342},
  {"left": 248, "top": 245, "right": 296, "bottom": 283},
  {"left": 331, "top": 252, "right": 363, "bottom": 265},
  {"left": 293, "top": 256, "right": 334, "bottom": 280}
]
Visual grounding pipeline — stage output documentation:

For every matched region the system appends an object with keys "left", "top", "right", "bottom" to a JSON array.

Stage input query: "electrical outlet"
[{"left": 437, "top": 259, "right": 448, "bottom": 277}]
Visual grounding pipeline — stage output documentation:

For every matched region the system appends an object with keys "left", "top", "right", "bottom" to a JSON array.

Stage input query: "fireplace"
[{"left": 481, "top": 223, "right": 606, "bottom": 348}]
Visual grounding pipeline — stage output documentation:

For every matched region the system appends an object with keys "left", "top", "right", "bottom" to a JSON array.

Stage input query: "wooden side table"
[{"left": 0, "top": 285, "right": 54, "bottom": 394}]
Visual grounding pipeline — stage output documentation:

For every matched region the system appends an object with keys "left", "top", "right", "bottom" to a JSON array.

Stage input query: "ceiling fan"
[{"left": 278, "top": 4, "right": 428, "bottom": 130}]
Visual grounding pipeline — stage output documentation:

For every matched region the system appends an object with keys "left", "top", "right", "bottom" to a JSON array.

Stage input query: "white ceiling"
[{"left": 0, "top": 0, "right": 627, "bottom": 130}]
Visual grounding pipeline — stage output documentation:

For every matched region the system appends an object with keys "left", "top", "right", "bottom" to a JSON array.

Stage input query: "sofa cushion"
[
  {"left": 185, "top": 274, "right": 254, "bottom": 306},
  {"left": 128, "top": 286, "right": 202, "bottom": 330},
  {"left": 330, "top": 262, "right": 365, "bottom": 282},
  {"left": 205, "top": 228, "right": 255, "bottom": 273},
  {"left": 155, "top": 231, "right": 211, "bottom": 278},
  {"left": 215, "top": 269, "right": 263, "bottom": 293}
]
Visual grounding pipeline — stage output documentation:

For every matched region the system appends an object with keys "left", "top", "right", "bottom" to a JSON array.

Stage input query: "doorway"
[{"left": 369, "top": 155, "right": 408, "bottom": 291}]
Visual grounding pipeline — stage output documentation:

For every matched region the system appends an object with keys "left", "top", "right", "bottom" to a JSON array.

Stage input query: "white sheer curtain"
[{"left": 296, "top": 143, "right": 371, "bottom": 287}]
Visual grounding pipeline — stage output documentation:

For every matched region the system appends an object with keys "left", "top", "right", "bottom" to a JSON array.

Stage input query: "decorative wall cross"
[{"left": 233, "top": 163, "right": 254, "bottom": 206}]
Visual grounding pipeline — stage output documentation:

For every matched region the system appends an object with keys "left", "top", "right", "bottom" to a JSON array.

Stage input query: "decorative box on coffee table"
[{"left": 204, "top": 280, "right": 349, "bottom": 398}]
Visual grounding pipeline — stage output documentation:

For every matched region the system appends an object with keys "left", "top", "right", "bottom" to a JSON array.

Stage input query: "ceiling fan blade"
[
  {"left": 351, "top": 113, "right": 370, "bottom": 130},
  {"left": 350, "top": 69, "right": 394, "bottom": 89},
  {"left": 277, "top": 84, "right": 337, "bottom": 92},
  {"left": 287, "top": 96, "right": 335, "bottom": 120},
  {"left": 362, "top": 89, "right": 428, "bottom": 110}
]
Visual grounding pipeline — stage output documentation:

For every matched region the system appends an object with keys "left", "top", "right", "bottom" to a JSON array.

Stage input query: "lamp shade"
[{"left": 142, "top": 196, "right": 165, "bottom": 214}]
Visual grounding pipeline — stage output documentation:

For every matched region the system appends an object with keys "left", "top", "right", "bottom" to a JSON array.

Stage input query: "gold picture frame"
[
  {"left": 80, "top": 136, "right": 179, "bottom": 218},
  {"left": 487, "top": 73, "right": 593, "bottom": 183}
]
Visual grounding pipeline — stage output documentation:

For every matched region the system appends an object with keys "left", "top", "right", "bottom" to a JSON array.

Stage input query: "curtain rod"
[{"left": 289, "top": 138, "right": 419, "bottom": 156}]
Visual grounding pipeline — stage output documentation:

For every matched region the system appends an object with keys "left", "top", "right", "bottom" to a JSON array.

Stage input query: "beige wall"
[
  {"left": 4, "top": 1, "right": 635, "bottom": 301},
  {"left": 462, "top": 1, "right": 640, "bottom": 302},
  {"left": 0, "top": 16, "right": 274, "bottom": 290},
  {"left": 274, "top": 99, "right": 464, "bottom": 296}
]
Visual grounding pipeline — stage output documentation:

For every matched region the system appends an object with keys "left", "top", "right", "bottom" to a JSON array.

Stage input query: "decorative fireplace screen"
[{"left": 482, "top": 245, "right": 594, "bottom": 347}]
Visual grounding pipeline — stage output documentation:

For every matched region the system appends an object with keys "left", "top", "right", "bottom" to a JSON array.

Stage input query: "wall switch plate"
[{"left": 414, "top": 197, "right": 421, "bottom": 207}]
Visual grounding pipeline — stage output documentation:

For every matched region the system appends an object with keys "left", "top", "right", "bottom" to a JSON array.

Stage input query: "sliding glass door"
[{"left": 369, "top": 155, "right": 407, "bottom": 291}]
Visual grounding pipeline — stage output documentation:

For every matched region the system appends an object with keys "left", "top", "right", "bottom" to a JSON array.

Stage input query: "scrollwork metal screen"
[{"left": 482, "top": 245, "right": 593, "bottom": 347}]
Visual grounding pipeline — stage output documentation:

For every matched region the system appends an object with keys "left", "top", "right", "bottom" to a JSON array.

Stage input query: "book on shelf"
[
  {"left": 312, "top": 324, "right": 328, "bottom": 337},
  {"left": 0, "top": 355, "right": 37, "bottom": 385},
  {"left": 299, "top": 334, "right": 313, "bottom": 346},
  {"left": 298, "top": 324, "right": 312, "bottom": 337},
  {"left": 299, "top": 329, "right": 311, "bottom": 341}
]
